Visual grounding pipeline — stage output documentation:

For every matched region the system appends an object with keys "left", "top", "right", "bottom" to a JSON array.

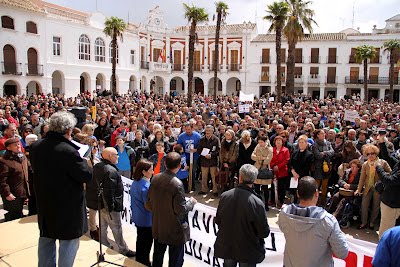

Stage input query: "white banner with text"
[{"left": 121, "top": 176, "right": 376, "bottom": 267}]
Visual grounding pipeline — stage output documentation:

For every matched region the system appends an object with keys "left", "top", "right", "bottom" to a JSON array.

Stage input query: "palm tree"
[
  {"left": 183, "top": 3, "right": 209, "bottom": 107},
  {"left": 213, "top": 1, "right": 229, "bottom": 99},
  {"left": 104, "top": 16, "right": 126, "bottom": 96},
  {"left": 264, "top": 1, "right": 289, "bottom": 103},
  {"left": 383, "top": 40, "right": 400, "bottom": 102},
  {"left": 283, "top": 0, "right": 316, "bottom": 95},
  {"left": 355, "top": 45, "right": 377, "bottom": 103}
]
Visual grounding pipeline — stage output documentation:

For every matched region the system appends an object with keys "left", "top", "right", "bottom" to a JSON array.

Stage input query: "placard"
[{"left": 344, "top": 110, "right": 360, "bottom": 122}]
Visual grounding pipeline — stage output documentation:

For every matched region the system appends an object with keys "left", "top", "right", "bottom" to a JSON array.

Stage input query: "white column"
[
  {"left": 164, "top": 81, "right": 170, "bottom": 96},
  {"left": 379, "top": 88, "right": 385, "bottom": 100},
  {"left": 320, "top": 87, "right": 325, "bottom": 99},
  {"left": 337, "top": 87, "right": 346, "bottom": 99},
  {"left": 204, "top": 83, "right": 209, "bottom": 96},
  {"left": 166, "top": 36, "right": 171, "bottom": 64},
  {"left": 147, "top": 33, "right": 151, "bottom": 63},
  {"left": 185, "top": 36, "right": 189, "bottom": 73},
  {"left": 204, "top": 37, "right": 209, "bottom": 70},
  {"left": 222, "top": 36, "right": 227, "bottom": 72}
]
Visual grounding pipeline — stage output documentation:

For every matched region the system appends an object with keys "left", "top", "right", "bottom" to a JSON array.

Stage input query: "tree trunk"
[
  {"left": 111, "top": 32, "right": 117, "bottom": 96},
  {"left": 187, "top": 21, "right": 196, "bottom": 107},
  {"left": 213, "top": 11, "right": 222, "bottom": 99},
  {"left": 276, "top": 27, "right": 282, "bottom": 103},
  {"left": 363, "top": 59, "right": 368, "bottom": 103},
  {"left": 286, "top": 40, "right": 295, "bottom": 95},
  {"left": 389, "top": 50, "right": 394, "bottom": 103}
]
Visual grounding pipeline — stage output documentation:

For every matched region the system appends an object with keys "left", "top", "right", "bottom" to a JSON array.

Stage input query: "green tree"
[
  {"left": 183, "top": 3, "right": 209, "bottom": 107},
  {"left": 283, "top": 0, "right": 316, "bottom": 95},
  {"left": 104, "top": 16, "right": 126, "bottom": 96},
  {"left": 264, "top": 1, "right": 289, "bottom": 103},
  {"left": 383, "top": 40, "right": 400, "bottom": 102},
  {"left": 213, "top": 1, "right": 229, "bottom": 99},
  {"left": 355, "top": 45, "right": 377, "bottom": 102}
]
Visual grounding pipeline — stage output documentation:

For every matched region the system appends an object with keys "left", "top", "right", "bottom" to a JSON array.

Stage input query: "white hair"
[
  {"left": 49, "top": 111, "right": 77, "bottom": 134},
  {"left": 239, "top": 164, "right": 258, "bottom": 184}
]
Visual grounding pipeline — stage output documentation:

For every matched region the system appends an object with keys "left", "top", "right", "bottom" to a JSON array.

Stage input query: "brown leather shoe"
[{"left": 90, "top": 228, "right": 99, "bottom": 241}]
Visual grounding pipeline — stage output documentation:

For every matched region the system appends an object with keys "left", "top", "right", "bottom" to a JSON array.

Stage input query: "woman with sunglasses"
[{"left": 355, "top": 144, "right": 391, "bottom": 230}]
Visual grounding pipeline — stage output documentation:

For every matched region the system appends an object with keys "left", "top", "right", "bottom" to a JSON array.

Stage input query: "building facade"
[{"left": 1, "top": 0, "right": 400, "bottom": 100}]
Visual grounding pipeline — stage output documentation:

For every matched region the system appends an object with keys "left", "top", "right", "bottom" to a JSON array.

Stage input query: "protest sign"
[{"left": 344, "top": 110, "right": 360, "bottom": 122}]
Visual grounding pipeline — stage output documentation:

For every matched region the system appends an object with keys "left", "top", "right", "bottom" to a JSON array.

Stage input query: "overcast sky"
[{"left": 47, "top": 0, "right": 399, "bottom": 33}]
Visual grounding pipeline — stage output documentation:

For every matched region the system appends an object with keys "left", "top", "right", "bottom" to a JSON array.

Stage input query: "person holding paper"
[{"left": 197, "top": 125, "right": 220, "bottom": 196}]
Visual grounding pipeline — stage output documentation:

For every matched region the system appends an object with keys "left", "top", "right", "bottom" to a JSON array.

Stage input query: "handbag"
[{"left": 257, "top": 160, "right": 273, "bottom": 180}]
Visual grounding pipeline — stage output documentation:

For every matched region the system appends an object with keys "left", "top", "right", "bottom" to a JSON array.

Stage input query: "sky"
[{"left": 46, "top": 0, "right": 400, "bottom": 33}]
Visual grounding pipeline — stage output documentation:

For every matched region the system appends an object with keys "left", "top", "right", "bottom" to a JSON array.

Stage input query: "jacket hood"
[{"left": 280, "top": 204, "right": 327, "bottom": 232}]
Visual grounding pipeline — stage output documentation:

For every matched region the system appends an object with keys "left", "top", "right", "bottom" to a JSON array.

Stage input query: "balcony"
[
  {"left": 275, "top": 75, "right": 286, "bottom": 83},
  {"left": 260, "top": 56, "right": 270, "bottom": 64},
  {"left": 309, "top": 56, "right": 320, "bottom": 64},
  {"left": 308, "top": 75, "right": 320, "bottom": 84},
  {"left": 259, "top": 75, "right": 270, "bottom": 83},
  {"left": 327, "top": 56, "right": 337, "bottom": 64},
  {"left": 1, "top": 62, "right": 22, "bottom": 75},
  {"left": 345, "top": 76, "right": 363, "bottom": 84},
  {"left": 140, "top": 61, "right": 149, "bottom": 69},
  {"left": 228, "top": 64, "right": 241, "bottom": 71},
  {"left": 294, "top": 75, "right": 303, "bottom": 84},
  {"left": 345, "top": 76, "right": 395, "bottom": 85},
  {"left": 151, "top": 62, "right": 170, "bottom": 72},
  {"left": 26, "top": 64, "right": 43, "bottom": 76},
  {"left": 326, "top": 76, "right": 337, "bottom": 84},
  {"left": 209, "top": 64, "right": 221, "bottom": 72},
  {"left": 172, "top": 64, "right": 184, "bottom": 71}
]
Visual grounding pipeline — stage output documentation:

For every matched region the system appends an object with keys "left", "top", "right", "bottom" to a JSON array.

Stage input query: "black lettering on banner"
[
  {"left": 265, "top": 232, "right": 277, "bottom": 252},
  {"left": 202, "top": 213, "right": 212, "bottom": 233},
  {"left": 213, "top": 256, "right": 221, "bottom": 267},
  {"left": 121, "top": 207, "right": 128, "bottom": 222},
  {"left": 184, "top": 239, "right": 193, "bottom": 256},
  {"left": 192, "top": 240, "right": 202, "bottom": 260},
  {"left": 192, "top": 210, "right": 201, "bottom": 230},
  {"left": 204, "top": 246, "right": 211, "bottom": 265},
  {"left": 213, "top": 219, "right": 218, "bottom": 236}
]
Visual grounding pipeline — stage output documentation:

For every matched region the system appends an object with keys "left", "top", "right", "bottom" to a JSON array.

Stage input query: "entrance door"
[
  {"left": 3, "top": 45, "right": 16, "bottom": 74},
  {"left": 230, "top": 50, "right": 238, "bottom": 71},
  {"left": 27, "top": 48, "right": 38, "bottom": 75},
  {"left": 368, "top": 90, "right": 379, "bottom": 100},
  {"left": 4, "top": 84, "right": 16, "bottom": 96},
  {"left": 80, "top": 76, "right": 85, "bottom": 93},
  {"left": 312, "top": 90, "right": 320, "bottom": 100},
  {"left": 194, "top": 51, "right": 201, "bottom": 71},
  {"left": 350, "top": 67, "right": 359, "bottom": 83},
  {"left": 173, "top": 50, "right": 181, "bottom": 71}
]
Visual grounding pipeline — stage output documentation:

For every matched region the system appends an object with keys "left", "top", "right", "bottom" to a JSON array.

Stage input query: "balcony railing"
[
  {"left": 309, "top": 56, "right": 320, "bottom": 63},
  {"left": 140, "top": 61, "right": 149, "bottom": 69},
  {"left": 327, "top": 56, "right": 337, "bottom": 64},
  {"left": 172, "top": 64, "right": 183, "bottom": 71},
  {"left": 209, "top": 64, "right": 221, "bottom": 71},
  {"left": 260, "top": 56, "right": 270, "bottom": 64},
  {"left": 275, "top": 75, "right": 286, "bottom": 83},
  {"left": 308, "top": 75, "right": 320, "bottom": 84},
  {"left": 228, "top": 64, "right": 241, "bottom": 71},
  {"left": 294, "top": 75, "right": 303, "bottom": 83},
  {"left": 152, "top": 62, "right": 170, "bottom": 72},
  {"left": 345, "top": 76, "right": 396, "bottom": 85},
  {"left": 326, "top": 76, "right": 337, "bottom": 84},
  {"left": 193, "top": 64, "right": 202, "bottom": 72},
  {"left": 1, "top": 62, "right": 22, "bottom": 75},
  {"left": 259, "top": 75, "right": 270, "bottom": 83},
  {"left": 26, "top": 64, "right": 43, "bottom": 76}
]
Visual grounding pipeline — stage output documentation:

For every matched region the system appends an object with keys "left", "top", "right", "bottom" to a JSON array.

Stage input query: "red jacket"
[
  {"left": 270, "top": 146, "right": 290, "bottom": 178},
  {"left": 110, "top": 128, "right": 129, "bottom": 147}
]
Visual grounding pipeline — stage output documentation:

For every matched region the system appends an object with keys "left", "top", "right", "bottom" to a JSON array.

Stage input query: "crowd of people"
[{"left": 0, "top": 90, "right": 400, "bottom": 266}]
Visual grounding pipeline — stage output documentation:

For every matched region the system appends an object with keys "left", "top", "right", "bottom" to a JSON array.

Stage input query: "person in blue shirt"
[
  {"left": 114, "top": 135, "right": 135, "bottom": 178},
  {"left": 177, "top": 122, "right": 201, "bottom": 191},
  {"left": 174, "top": 144, "right": 189, "bottom": 192},
  {"left": 130, "top": 159, "right": 154, "bottom": 267},
  {"left": 372, "top": 226, "right": 400, "bottom": 267}
]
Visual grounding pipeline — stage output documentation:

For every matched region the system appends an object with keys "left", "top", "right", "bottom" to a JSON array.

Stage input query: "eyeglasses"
[
  {"left": 112, "top": 153, "right": 119, "bottom": 156},
  {"left": 366, "top": 153, "right": 376, "bottom": 156}
]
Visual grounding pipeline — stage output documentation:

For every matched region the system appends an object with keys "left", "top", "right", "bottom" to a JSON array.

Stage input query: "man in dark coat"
[
  {"left": 214, "top": 164, "right": 270, "bottom": 266},
  {"left": 30, "top": 111, "right": 92, "bottom": 267},
  {"left": 93, "top": 147, "right": 135, "bottom": 257},
  {"left": 0, "top": 137, "right": 28, "bottom": 221},
  {"left": 145, "top": 152, "right": 197, "bottom": 267}
]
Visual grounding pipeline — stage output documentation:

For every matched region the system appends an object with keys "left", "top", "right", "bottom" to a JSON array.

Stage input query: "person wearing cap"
[
  {"left": 214, "top": 164, "right": 270, "bottom": 266},
  {"left": 0, "top": 123, "right": 24, "bottom": 154},
  {"left": 0, "top": 137, "right": 28, "bottom": 221}
]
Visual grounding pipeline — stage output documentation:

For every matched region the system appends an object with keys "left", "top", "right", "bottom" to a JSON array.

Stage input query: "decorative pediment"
[
  {"left": 151, "top": 39, "right": 165, "bottom": 48},
  {"left": 171, "top": 42, "right": 184, "bottom": 49},
  {"left": 140, "top": 38, "right": 147, "bottom": 45},
  {"left": 209, "top": 42, "right": 222, "bottom": 49},
  {"left": 227, "top": 41, "right": 241, "bottom": 49},
  {"left": 195, "top": 43, "right": 203, "bottom": 50}
]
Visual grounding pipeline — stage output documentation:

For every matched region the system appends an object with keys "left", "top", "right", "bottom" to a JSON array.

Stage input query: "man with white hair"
[
  {"left": 214, "top": 164, "right": 270, "bottom": 266},
  {"left": 347, "top": 129, "right": 357, "bottom": 141}
]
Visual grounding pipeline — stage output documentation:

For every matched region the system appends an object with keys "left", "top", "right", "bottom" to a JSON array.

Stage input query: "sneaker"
[
  {"left": 124, "top": 250, "right": 136, "bottom": 258},
  {"left": 198, "top": 191, "right": 207, "bottom": 195}
]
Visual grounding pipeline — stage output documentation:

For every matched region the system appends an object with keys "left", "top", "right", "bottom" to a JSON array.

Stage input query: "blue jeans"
[
  {"left": 224, "top": 259, "right": 257, "bottom": 267},
  {"left": 38, "top": 237, "right": 80, "bottom": 267}
]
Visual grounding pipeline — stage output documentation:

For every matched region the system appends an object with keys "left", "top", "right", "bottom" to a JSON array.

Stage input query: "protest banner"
[
  {"left": 239, "top": 92, "right": 254, "bottom": 102},
  {"left": 344, "top": 110, "right": 360, "bottom": 122},
  {"left": 121, "top": 177, "right": 376, "bottom": 267}
]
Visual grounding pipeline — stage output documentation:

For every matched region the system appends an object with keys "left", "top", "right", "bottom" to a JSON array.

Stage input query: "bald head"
[{"left": 102, "top": 147, "right": 118, "bottom": 164}]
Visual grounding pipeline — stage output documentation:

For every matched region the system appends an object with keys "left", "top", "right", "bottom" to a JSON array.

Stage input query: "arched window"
[
  {"left": 1, "top": 16, "right": 14, "bottom": 30},
  {"left": 95, "top": 38, "right": 105, "bottom": 62},
  {"left": 26, "top": 21, "right": 37, "bottom": 34},
  {"left": 109, "top": 41, "right": 119, "bottom": 64},
  {"left": 79, "top": 34, "right": 90, "bottom": 60}
]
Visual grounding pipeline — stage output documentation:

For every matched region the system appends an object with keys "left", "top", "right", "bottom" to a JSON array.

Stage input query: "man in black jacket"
[
  {"left": 93, "top": 147, "right": 135, "bottom": 257},
  {"left": 214, "top": 164, "right": 270, "bottom": 266},
  {"left": 30, "top": 112, "right": 92, "bottom": 267},
  {"left": 375, "top": 136, "right": 400, "bottom": 239}
]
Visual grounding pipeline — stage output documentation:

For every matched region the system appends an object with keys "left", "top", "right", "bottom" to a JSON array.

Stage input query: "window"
[
  {"left": 1, "top": 16, "right": 14, "bottom": 30},
  {"left": 26, "top": 21, "right": 37, "bottom": 34},
  {"left": 310, "top": 67, "right": 319, "bottom": 78},
  {"left": 94, "top": 38, "right": 105, "bottom": 62},
  {"left": 79, "top": 34, "right": 90, "bottom": 60},
  {"left": 261, "top": 49, "right": 270, "bottom": 63},
  {"left": 295, "top": 48, "right": 303, "bottom": 63},
  {"left": 53, "top": 36, "right": 61, "bottom": 56},
  {"left": 130, "top": 50, "right": 135, "bottom": 64},
  {"left": 261, "top": 66, "right": 269, "bottom": 81},
  {"left": 153, "top": 48, "right": 161, "bottom": 62},
  {"left": 109, "top": 41, "right": 119, "bottom": 63}
]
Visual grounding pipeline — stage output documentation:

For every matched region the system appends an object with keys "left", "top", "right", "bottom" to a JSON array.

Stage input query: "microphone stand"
[{"left": 90, "top": 182, "right": 124, "bottom": 267}]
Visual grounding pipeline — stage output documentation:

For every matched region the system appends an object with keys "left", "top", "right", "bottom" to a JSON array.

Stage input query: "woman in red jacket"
[{"left": 270, "top": 135, "right": 290, "bottom": 208}]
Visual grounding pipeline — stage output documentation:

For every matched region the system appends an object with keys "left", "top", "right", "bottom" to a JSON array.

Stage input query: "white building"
[{"left": 1, "top": 0, "right": 400, "bottom": 100}]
